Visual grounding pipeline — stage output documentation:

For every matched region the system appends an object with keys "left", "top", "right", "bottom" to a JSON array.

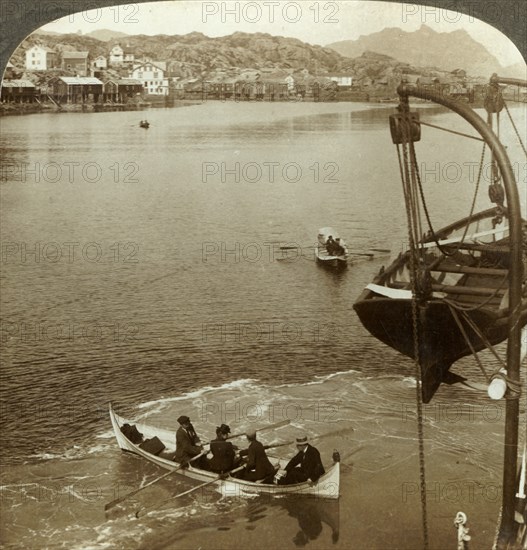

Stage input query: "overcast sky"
[{"left": 40, "top": 0, "right": 525, "bottom": 67}]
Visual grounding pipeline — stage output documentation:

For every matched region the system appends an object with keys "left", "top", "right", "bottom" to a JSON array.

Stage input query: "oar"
[
  {"left": 338, "top": 445, "right": 364, "bottom": 462},
  {"left": 279, "top": 245, "right": 390, "bottom": 255},
  {"left": 135, "top": 478, "right": 218, "bottom": 518},
  {"left": 104, "top": 449, "right": 208, "bottom": 511},
  {"left": 226, "top": 418, "right": 290, "bottom": 440},
  {"left": 263, "top": 440, "right": 295, "bottom": 450},
  {"left": 348, "top": 252, "right": 375, "bottom": 257},
  {"left": 135, "top": 465, "right": 243, "bottom": 518}
]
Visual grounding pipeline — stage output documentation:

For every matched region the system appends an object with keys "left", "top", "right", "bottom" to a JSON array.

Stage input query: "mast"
[{"left": 396, "top": 78, "right": 525, "bottom": 548}]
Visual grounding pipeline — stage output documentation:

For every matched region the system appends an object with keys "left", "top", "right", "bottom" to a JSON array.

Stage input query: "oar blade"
[
  {"left": 228, "top": 418, "right": 290, "bottom": 439},
  {"left": 104, "top": 449, "right": 209, "bottom": 512},
  {"left": 104, "top": 469, "right": 175, "bottom": 511}
]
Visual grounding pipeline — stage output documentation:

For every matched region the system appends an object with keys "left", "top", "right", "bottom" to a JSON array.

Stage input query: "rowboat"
[
  {"left": 354, "top": 207, "right": 527, "bottom": 403},
  {"left": 109, "top": 403, "right": 340, "bottom": 499},
  {"left": 139, "top": 120, "right": 150, "bottom": 128},
  {"left": 315, "top": 227, "right": 348, "bottom": 268}
]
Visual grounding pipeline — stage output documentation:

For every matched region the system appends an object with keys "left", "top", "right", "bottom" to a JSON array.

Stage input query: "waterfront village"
[{"left": 1, "top": 39, "right": 524, "bottom": 113}]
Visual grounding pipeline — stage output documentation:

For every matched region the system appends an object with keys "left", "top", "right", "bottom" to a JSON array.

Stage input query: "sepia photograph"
[{"left": 0, "top": 0, "right": 526, "bottom": 548}]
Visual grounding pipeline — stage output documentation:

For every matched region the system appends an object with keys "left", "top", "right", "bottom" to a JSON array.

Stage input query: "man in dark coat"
[
  {"left": 208, "top": 425, "right": 236, "bottom": 473},
  {"left": 174, "top": 415, "right": 205, "bottom": 467},
  {"left": 237, "top": 430, "right": 276, "bottom": 482},
  {"left": 278, "top": 436, "right": 325, "bottom": 485},
  {"left": 334, "top": 237, "right": 345, "bottom": 256},
  {"left": 326, "top": 236, "right": 336, "bottom": 255}
]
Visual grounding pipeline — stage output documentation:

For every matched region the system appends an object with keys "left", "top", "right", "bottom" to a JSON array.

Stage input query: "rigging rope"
[
  {"left": 414, "top": 140, "right": 487, "bottom": 258},
  {"left": 418, "top": 120, "right": 484, "bottom": 142},
  {"left": 503, "top": 100, "right": 527, "bottom": 158},
  {"left": 441, "top": 274, "right": 509, "bottom": 312},
  {"left": 396, "top": 103, "right": 429, "bottom": 549},
  {"left": 447, "top": 303, "right": 490, "bottom": 382}
]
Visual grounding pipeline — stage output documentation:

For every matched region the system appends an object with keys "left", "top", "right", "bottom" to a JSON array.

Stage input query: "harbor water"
[{"left": 0, "top": 100, "right": 526, "bottom": 549}]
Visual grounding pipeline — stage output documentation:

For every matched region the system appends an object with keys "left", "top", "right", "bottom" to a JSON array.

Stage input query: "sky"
[{"left": 40, "top": 0, "right": 526, "bottom": 68}]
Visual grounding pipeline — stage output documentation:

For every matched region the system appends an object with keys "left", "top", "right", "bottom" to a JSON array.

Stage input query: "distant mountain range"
[
  {"left": 84, "top": 29, "right": 130, "bottom": 42},
  {"left": 328, "top": 24, "right": 525, "bottom": 78}
]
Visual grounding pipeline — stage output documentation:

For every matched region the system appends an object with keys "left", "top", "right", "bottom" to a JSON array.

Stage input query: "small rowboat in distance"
[
  {"left": 315, "top": 227, "right": 348, "bottom": 268},
  {"left": 139, "top": 120, "right": 150, "bottom": 128},
  {"left": 109, "top": 404, "right": 340, "bottom": 499}
]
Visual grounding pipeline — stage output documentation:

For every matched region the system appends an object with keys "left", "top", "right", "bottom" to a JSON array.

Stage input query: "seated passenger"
[
  {"left": 208, "top": 425, "right": 236, "bottom": 473},
  {"left": 277, "top": 436, "right": 325, "bottom": 485},
  {"left": 334, "top": 237, "right": 345, "bottom": 256}
]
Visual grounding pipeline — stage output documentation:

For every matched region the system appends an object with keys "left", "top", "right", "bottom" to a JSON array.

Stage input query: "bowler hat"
[
  {"left": 177, "top": 415, "right": 190, "bottom": 424},
  {"left": 219, "top": 423, "right": 231, "bottom": 434}
]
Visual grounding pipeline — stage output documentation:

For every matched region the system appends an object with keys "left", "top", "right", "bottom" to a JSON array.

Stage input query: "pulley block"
[{"left": 389, "top": 111, "right": 421, "bottom": 144}]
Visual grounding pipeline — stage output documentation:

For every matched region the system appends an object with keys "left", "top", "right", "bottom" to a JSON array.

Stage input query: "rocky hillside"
[
  {"left": 9, "top": 33, "right": 109, "bottom": 67},
  {"left": 12, "top": 31, "right": 350, "bottom": 75},
  {"left": 328, "top": 24, "right": 508, "bottom": 77},
  {"left": 9, "top": 30, "right": 496, "bottom": 97}
]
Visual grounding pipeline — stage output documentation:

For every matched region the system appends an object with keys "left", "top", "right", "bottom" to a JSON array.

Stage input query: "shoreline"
[
  {"left": 0, "top": 96, "right": 497, "bottom": 118},
  {"left": 0, "top": 100, "right": 203, "bottom": 117},
  {"left": 0, "top": 96, "right": 379, "bottom": 117}
]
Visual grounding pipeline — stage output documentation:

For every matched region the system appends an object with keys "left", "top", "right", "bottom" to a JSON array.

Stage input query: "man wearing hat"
[
  {"left": 174, "top": 415, "right": 204, "bottom": 467},
  {"left": 277, "top": 435, "right": 325, "bottom": 485},
  {"left": 236, "top": 430, "right": 276, "bottom": 482},
  {"left": 208, "top": 424, "right": 237, "bottom": 474}
]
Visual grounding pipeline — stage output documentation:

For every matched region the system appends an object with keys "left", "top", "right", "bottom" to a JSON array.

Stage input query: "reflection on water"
[{"left": 280, "top": 498, "right": 340, "bottom": 547}]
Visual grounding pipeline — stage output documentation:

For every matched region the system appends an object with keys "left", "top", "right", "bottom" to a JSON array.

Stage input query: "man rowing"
[
  {"left": 276, "top": 435, "right": 325, "bottom": 485},
  {"left": 236, "top": 430, "right": 276, "bottom": 482},
  {"left": 326, "top": 235, "right": 337, "bottom": 255},
  {"left": 174, "top": 415, "right": 207, "bottom": 468}
]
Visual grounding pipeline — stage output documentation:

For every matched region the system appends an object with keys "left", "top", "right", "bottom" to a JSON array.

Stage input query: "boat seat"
[
  {"left": 432, "top": 264, "right": 508, "bottom": 276},
  {"left": 388, "top": 281, "right": 507, "bottom": 300}
]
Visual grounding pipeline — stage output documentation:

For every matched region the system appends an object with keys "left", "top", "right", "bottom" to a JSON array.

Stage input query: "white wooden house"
[
  {"left": 329, "top": 74, "right": 353, "bottom": 88},
  {"left": 130, "top": 62, "right": 169, "bottom": 95},
  {"left": 25, "top": 45, "right": 58, "bottom": 70},
  {"left": 109, "top": 45, "right": 124, "bottom": 65},
  {"left": 93, "top": 55, "right": 107, "bottom": 70}
]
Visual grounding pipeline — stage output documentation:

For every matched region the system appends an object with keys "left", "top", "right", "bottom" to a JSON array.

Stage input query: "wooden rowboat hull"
[
  {"left": 353, "top": 207, "right": 527, "bottom": 402},
  {"left": 315, "top": 252, "right": 348, "bottom": 268},
  {"left": 109, "top": 404, "right": 340, "bottom": 499}
]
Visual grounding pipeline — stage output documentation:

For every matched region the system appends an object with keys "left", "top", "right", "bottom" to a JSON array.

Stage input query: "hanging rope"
[
  {"left": 492, "top": 505, "right": 503, "bottom": 550},
  {"left": 455, "top": 306, "right": 508, "bottom": 370},
  {"left": 418, "top": 120, "right": 484, "bottom": 142},
  {"left": 395, "top": 102, "right": 429, "bottom": 549},
  {"left": 447, "top": 303, "right": 491, "bottom": 382},
  {"left": 410, "top": 134, "right": 488, "bottom": 258},
  {"left": 503, "top": 100, "right": 527, "bottom": 158}
]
